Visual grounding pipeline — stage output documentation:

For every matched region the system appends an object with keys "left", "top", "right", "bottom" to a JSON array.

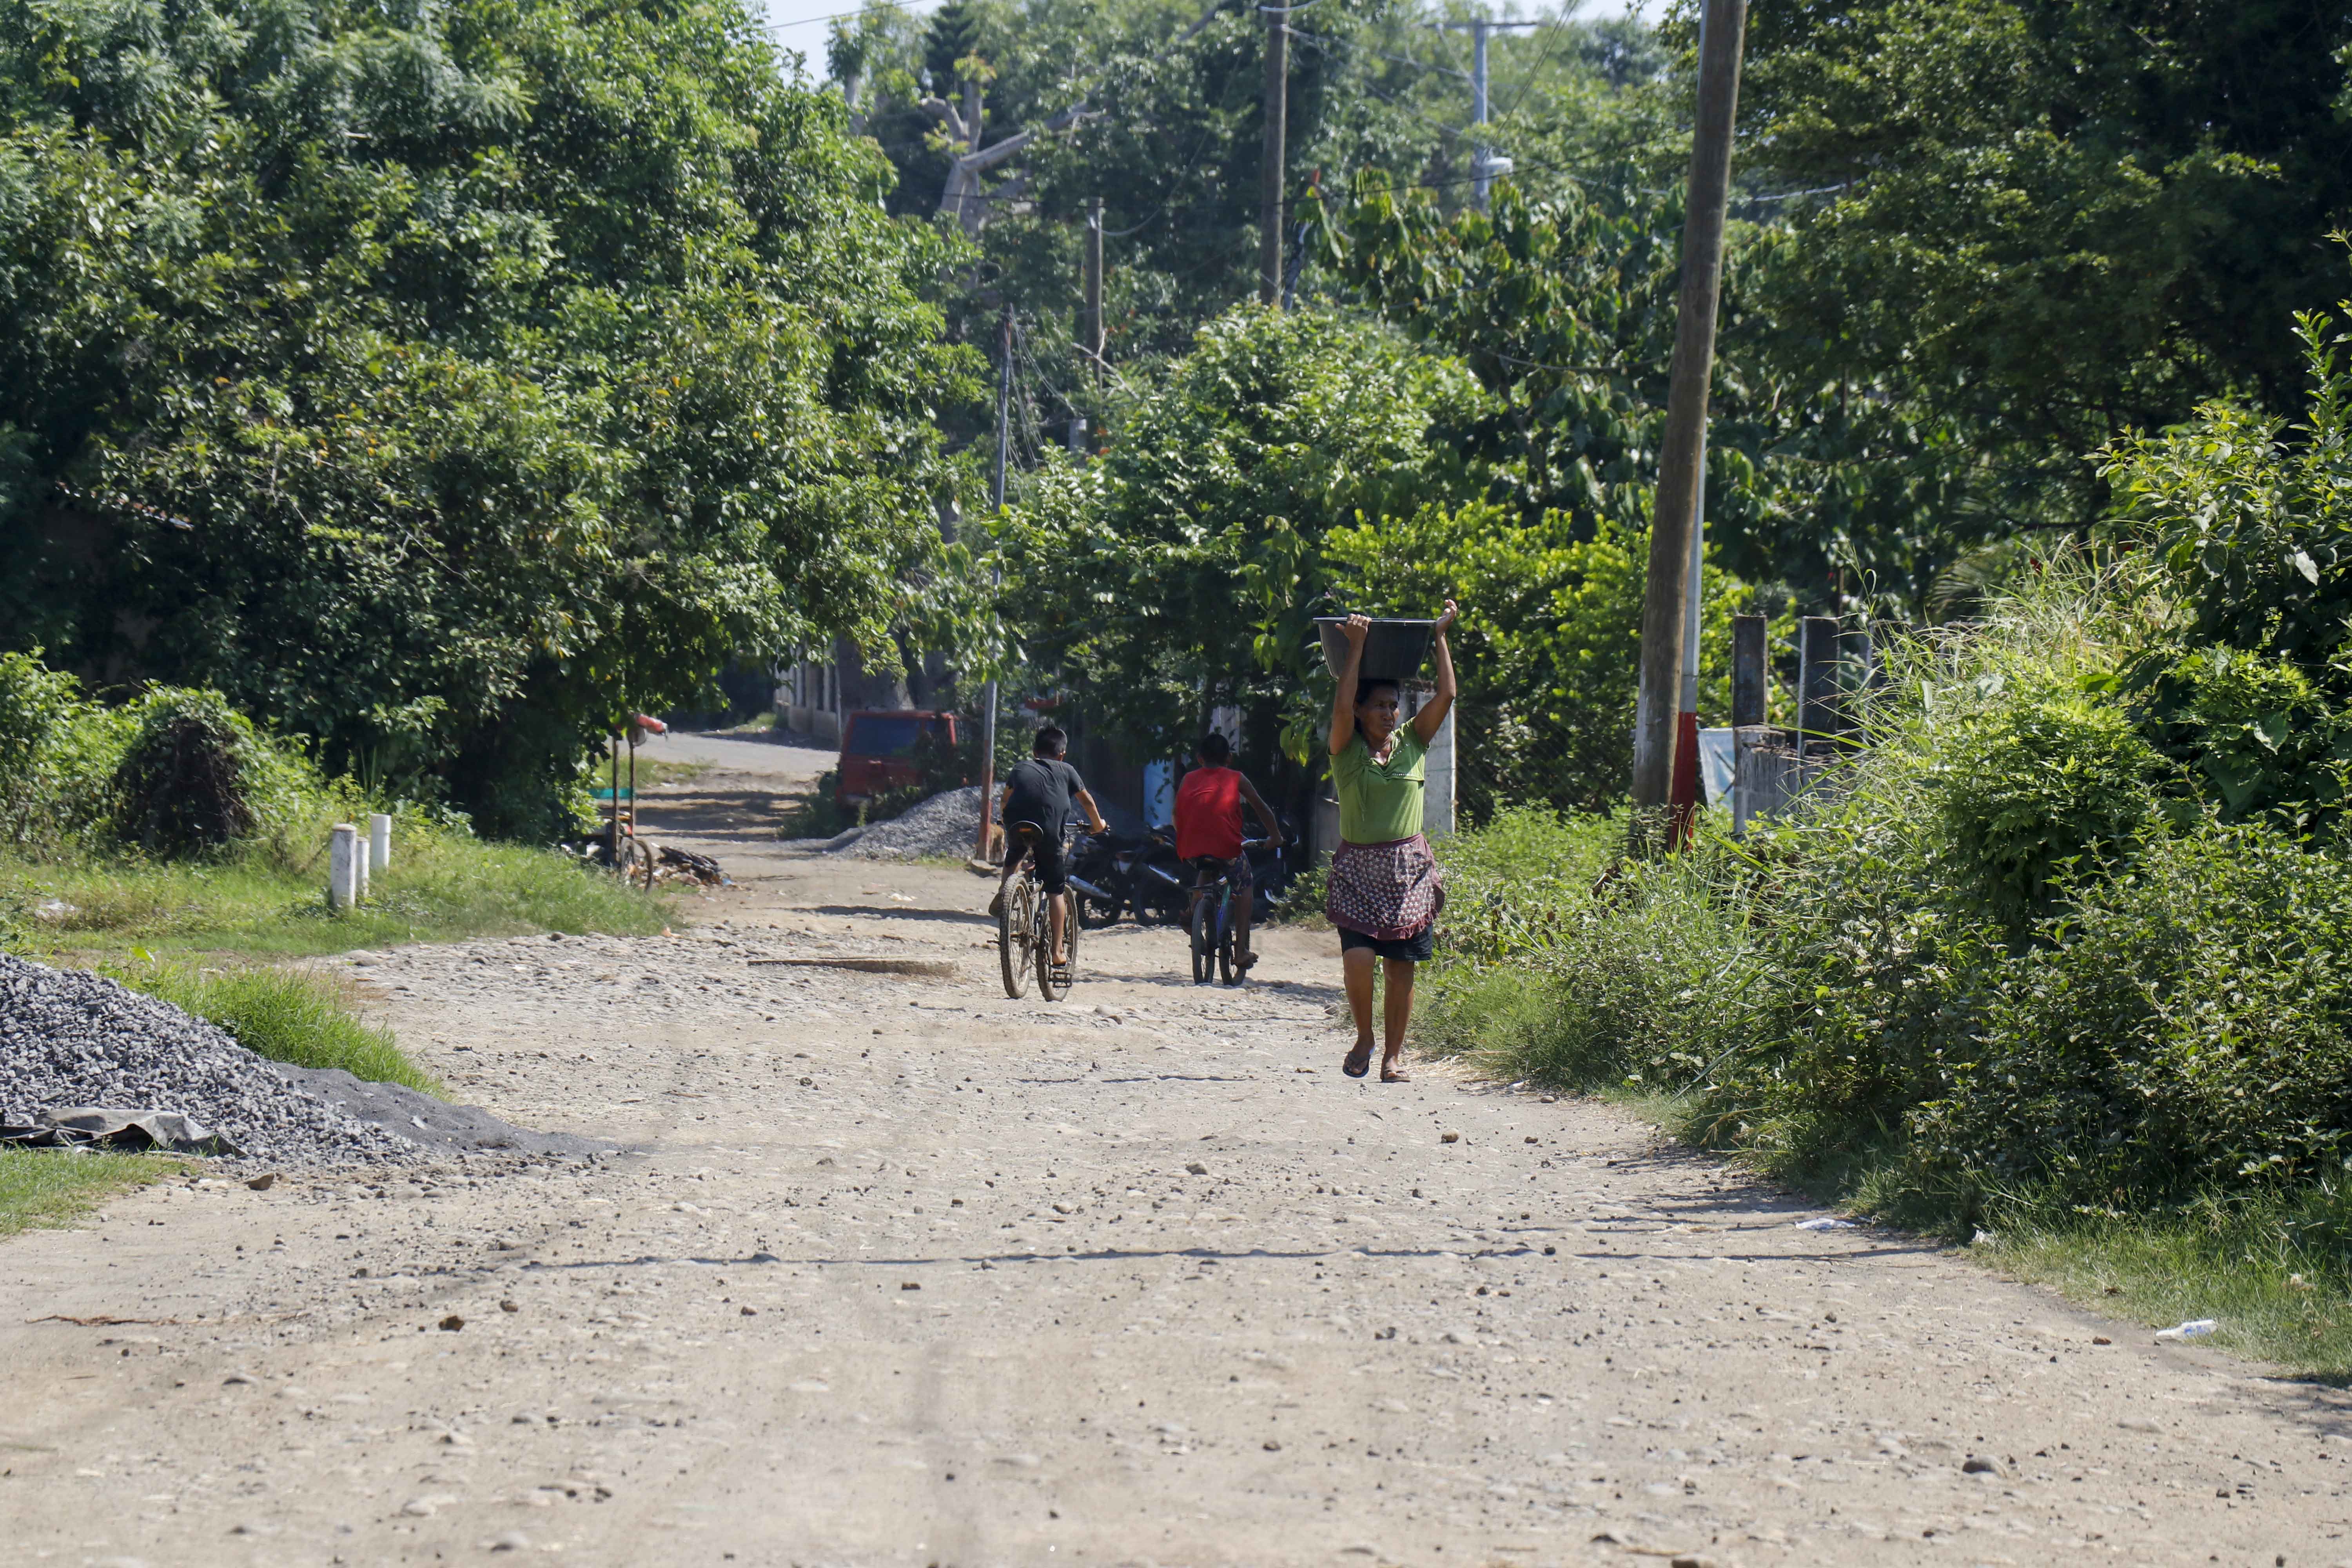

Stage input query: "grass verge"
[
  {"left": 3, "top": 824, "right": 673, "bottom": 960},
  {"left": 1962, "top": 1196, "right": 2352, "bottom": 1379},
  {"left": 0, "top": 1150, "right": 185, "bottom": 1240},
  {"left": 601, "top": 756, "right": 712, "bottom": 791},
  {"left": 105, "top": 960, "right": 443, "bottom": 1095}
]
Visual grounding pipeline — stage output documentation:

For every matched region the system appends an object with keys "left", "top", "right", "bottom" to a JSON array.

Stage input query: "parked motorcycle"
[
  {"left": 1071, "top": 813, "right": 1304, "bottom": 930},
  {"left": 1125, "top": 826, "right": 1195, "bottom": 926},
  {"left": 1068, "top": 829, "right": 1142, "bottom": 929}
]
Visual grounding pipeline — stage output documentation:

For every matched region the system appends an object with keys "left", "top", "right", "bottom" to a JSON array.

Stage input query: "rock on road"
[{"left": 2, "top": 729, "right": 2348, "bottom": 1566}]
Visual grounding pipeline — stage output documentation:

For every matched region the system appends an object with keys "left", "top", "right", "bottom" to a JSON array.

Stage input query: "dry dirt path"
[{"left": 4, "top": 734, "right": 2350, "bottom": 1567}]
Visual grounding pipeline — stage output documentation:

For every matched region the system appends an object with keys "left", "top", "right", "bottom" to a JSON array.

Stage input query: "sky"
[{"left": 749, "top": 0, "right": 1656, "bottom": 76}]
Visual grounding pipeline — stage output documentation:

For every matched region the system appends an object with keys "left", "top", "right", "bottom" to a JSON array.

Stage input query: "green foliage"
[
  {"left": 1003, "top": 306, "right": 1480, "bottom": 757},
  {"left": 0, "top": 650, "right": 86, "bottom": 844},
  {"left": 0, "top": 0, "right": 977, "bottom": 837},
  {"left": 114, "top": 960, "right": 440, "bottom": 1095},
  {"left": 1310, "top": 166, "right": 2002, "bottom": 611},
  {"left": 2104, "top": 300, "right": 2352, "bottom": 822},
  {"left": 1426, "top": 806, "right": 1621, "bottom": 964},
  {"left": 1421, "top": 557, "right": 2352, "bottom": 1237},
  {"left": 108, "top": 690, "right": 266, "bottom": 858},
  {"left": 2106, "top": 305, "right": 2352, "bottom": 662},
  {"left": 1309, "top": 174, "right": 1679, "bottom": 533},
  {"left": 1917, "top": 823, "right": 2352, "bottom": 1204},
  {"left": 1327, "top": 504, "right": 1754, "bottom": 815},
  {"left": 2137, "top": 646, "right": 2350, "bottom": 823},
  {"left": 845, "top": 0, "right": 1650, "bottom": 370},
  {"left": 1739, "top": 0, "right": 2352, "bottom": 532},
  {"left": 1922, "top": 691, "right": 2160, "bottom": 935}
]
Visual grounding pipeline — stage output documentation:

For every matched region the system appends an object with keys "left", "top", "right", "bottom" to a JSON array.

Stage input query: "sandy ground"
[{"left": 5, "top": 728, "right": 2352, "bottom": 1567}]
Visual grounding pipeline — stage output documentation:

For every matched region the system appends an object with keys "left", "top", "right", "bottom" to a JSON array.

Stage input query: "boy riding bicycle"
[
  {"left": 1172, "top": 732, "right": 1285, "bottom": 975},
  {"left": 991, "top": 726, "right": 1109, "bottom": 973}
]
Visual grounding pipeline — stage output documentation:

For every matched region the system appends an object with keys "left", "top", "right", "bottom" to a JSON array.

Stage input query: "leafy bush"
[
  {"left": 1921, "top": 691, "right": 2160, "bottom": 936},
  {"left": 1421, "top": 558, "right": 2352, "bottom": 1229},
  {"left": 0, "top": 651, "right": 86, "bottom": 844},
  {"left": 1917, "top": 824, "right": 2352, "bottom": 1205},
  {"left": 109, "top": 691, "right": 266, "bottom": 857}
]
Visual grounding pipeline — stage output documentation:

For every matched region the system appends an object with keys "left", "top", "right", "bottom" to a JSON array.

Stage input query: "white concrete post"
[
  {"left": 1422, "top": 704, "right": 1457, "bottom": 839},
  {"left": 354, "top": 833, "right": 370, "bottom": 903},
  {"left": 368, "top": 812, "right": 392, "bottom": 875},
  {"left": 328, "top": 824, "right": 359, "bottom": 911}
]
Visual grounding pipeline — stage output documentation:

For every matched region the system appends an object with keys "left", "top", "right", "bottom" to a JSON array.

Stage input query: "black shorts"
[
  {"left": 1339, "top": 924, "right": 1435, "bottom": 963},
  {"left": 1010, "top": 822, "right": 1069, "bottom": 895}
]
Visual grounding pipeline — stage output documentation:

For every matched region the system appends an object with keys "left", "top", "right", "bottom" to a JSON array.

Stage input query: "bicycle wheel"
[
  {"left": 618, "top": 836, "right": 656, "bottom": 891},
  {"left": 998, "top": 878, "right": 1033, "bottom": 998},
  {"left": 1036, "top": 891, "right": 1065, "bottom": 1002},
  {"left": 1216, "top": 892, "right": 1238, "bottom": 985},
  {"left": 1189, "top": 895, "right": 1214, "bottom": 984}
]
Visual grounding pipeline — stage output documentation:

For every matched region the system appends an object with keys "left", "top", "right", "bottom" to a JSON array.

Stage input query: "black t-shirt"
[{"left": 1004, "top": 757, "right": 1087, "bottom": 838}]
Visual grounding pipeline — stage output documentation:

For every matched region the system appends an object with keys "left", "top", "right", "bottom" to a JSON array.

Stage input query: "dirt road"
[{"left": 4, "top": 731, "right": 2349, "bottom": 1566}]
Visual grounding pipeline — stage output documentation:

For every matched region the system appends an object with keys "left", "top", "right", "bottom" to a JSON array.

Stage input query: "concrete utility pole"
[
  {"left": 1629, "top": 0, "right": 1748, "bottom": 830},
  {"left": 975, "top": 309, "right": 1013, "bottom": 865},
  {"left": 1083, "top": 196, "right": 1104, "bottom": 383},
  {"left": 1437, "top": 17, "right": 1537, "bottom": 211},
  {"left": 1259, "top": 3, "right": 1288, "bottom": 307},
  {"left": 1668, "top": 429, "right": 1707, "bottom": 844}
]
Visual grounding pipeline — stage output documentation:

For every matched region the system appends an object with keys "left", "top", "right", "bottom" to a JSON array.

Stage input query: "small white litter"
[
  {"left": 2154, "top": 1319, "right": 2218, "bottom": 1341},
  {"left": 1793, "top": 1216, "right": 1856, "bottom": 1230}
]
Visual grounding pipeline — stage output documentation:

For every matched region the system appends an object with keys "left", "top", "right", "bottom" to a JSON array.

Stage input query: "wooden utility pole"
[
  {"left": 1259, "top": 4, "right": 1288, "bottom": 307},
  {"left": 1083, "top": 196, "right": 1104, "bottom": 382},
  {"left": 1629, "top": 0, "right": 1748, "bottom": 830},
  {"left": 974, "top": 309, "right": 1013, "bottom": 865}
]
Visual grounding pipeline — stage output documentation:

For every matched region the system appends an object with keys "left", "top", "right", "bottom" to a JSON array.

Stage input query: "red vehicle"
[{"left": 835, "top": 710, "right": 962, "bottom": 806}]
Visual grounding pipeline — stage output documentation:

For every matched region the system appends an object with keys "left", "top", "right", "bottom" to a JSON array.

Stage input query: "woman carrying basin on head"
[{"left": 1325, "top": 601, "right": 1457, "bottom": 1082}]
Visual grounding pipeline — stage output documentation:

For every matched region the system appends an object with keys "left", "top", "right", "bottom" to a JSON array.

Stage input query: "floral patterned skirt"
[{"left": 1325, "top": 834, "right": 1443, "bottom": 943}]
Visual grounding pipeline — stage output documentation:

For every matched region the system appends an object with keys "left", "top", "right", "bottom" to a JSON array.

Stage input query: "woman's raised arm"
[
  {"left": 1328, "top": 613, "right": 1370, "bottom": 757},
  {"left": 1412, "top": 599, "right": 1459, "bottom": 746}
]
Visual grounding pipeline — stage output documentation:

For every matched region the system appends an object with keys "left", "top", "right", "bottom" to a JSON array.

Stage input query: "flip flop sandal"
[
  {"left": 1342, "top": 1042, "right": 1373, "bottom": 1079},
  {"left": 1235, "top": 950, "right": 1260, "bottom": 971},
  {"left": 1381, "top": 1069, "right": 1412, "bottom": 1083},
  {"left": 987, "top": 891, "right": 1004, "bottom": 917}
]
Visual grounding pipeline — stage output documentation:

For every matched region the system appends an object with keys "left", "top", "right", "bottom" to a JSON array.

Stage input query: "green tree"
[
  {"left": 1738, "top": 0, "right": 2352, "bottom": 529},
  {"left": 1000, "top": 306, "right": 1480, "bottom": 770},
  {"left": 0, "top": 0, "right": 977, "bottom": 836},
  {"left": 1325, "top": 504, "right": 1751, "bottom": 816}
]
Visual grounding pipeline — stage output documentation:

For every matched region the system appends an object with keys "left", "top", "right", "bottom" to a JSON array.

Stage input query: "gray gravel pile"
[
  {"left": 832, "top": 785, "right": 983, "bottom": 860},
  {"left": 0, "top": 955, "right": 422, "bottom": 1166}
]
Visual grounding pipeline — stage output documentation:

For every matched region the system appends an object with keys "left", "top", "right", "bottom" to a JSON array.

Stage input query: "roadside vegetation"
[
  {"left": 1, "top": 659, "right": 664, "bottom": 1145},
  {"left": 0, "top": 1151, "right": 186, "bottom": 1241},
  {"left": 1421, "top": 307, "right": 2352, "bottom": 1376},
  {"left": 1, "top": 659, "right": 671, "bottom": 962},
  {"left": 109, "top": 962, "right": 443, "bottom": 1095}
]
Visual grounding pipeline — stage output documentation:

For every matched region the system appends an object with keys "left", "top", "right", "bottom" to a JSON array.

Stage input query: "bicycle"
[
  {"left": 998, "top": 822, "right": 1080, "bottom": 1002},
  {"left": 1186, "top": 839, "right": 1267, "bottom": 985}
]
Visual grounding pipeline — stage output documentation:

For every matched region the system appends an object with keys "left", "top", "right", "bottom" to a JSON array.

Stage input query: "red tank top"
[{"left": 1174, "top": 766, "right": 1245, "bottom": 861}]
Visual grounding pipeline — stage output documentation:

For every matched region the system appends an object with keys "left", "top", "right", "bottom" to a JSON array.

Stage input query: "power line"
[
  {"left": 1491, "top": 6, "right": 1576, "bottom": 123},
  {"left": 1283, "top": 26, "right": 1473, "bottom": 144},
  {"left": 757, "top": 0, "right": 923, "bottom": 34}
]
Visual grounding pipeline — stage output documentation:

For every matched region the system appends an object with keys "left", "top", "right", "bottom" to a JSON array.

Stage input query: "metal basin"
[{"left": 1314, "top": 617, "right": 1436, "bottom": 685}]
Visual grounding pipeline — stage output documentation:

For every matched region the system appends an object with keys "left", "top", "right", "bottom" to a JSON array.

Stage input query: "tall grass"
[{"left": 109, "top": 960, "right": 442, "bottom": 1094}]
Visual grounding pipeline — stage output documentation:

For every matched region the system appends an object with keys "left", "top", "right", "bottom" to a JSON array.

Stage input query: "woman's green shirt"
[{"left": 1332, "top": 727, "right": 1426, "bottom": 844}]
